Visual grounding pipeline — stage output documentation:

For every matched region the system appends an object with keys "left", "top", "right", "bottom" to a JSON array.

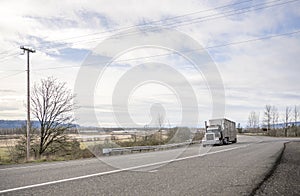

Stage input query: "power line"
[
  {"left": 0, "top": 48, "right": 18, "bottom": 56},
  {"left": 1, "top": 0, "right": 298, "bottom": 71},
  {"left": 168, "top": 0, "right": 299, "bottom": 29},
  {"left": 3, "top": 28, "right": 299, "bottom": 72},
  {"left": 161, "top": 0, "right": 296, "bottom": 27},
  {"left": 13, "top": 0, "right": 256, "bottom": 52},
  {"left": 0, "top": 52, "right": 19, "bottom": 62},
  {"left": 1, "top": 0, "right": 297, "bottom": 58},
  {"left": 2, "top": 0, "right": 278, "bottom": 54},
  {"left": 97, "top": 0, "right": 299, "bottom": 42},
  {"left": 0, "top": 70, "right": 25, "bottom": 80},
  {"left": 29, "top": 29, "right": 300, "bottom": 72},
  {"left": 37, "top": 0, "right": 298, "bottom": 53}
]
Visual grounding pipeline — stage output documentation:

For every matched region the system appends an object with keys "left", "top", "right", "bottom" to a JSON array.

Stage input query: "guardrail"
[{"left": 102, "top": 140, "right": 201, "bottom": 155}]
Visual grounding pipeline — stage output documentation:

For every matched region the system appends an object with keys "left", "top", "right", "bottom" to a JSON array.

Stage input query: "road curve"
[{"left": 0, "top": 135, "right": 298, "bottom": 195}]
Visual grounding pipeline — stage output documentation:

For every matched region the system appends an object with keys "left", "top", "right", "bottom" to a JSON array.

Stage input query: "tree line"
[{"left": 247, "top": 105, "right": 299, "bottom": 136}]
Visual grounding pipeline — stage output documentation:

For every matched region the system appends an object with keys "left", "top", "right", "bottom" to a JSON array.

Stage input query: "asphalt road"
[{"left": 0, "top": 135, "right": 298, "bottom": 195}]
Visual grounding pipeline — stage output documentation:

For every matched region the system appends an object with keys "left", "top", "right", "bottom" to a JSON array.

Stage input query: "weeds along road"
[{"left": 0, "top": 135, "right": 299, "bottom": 196}]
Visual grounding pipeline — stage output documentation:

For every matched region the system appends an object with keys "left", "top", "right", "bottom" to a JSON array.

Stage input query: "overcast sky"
[{"left": 0, "top": 0, "right": 299, "bottom": 128}]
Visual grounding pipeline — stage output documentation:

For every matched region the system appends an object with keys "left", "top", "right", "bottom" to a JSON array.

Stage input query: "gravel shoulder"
[{"left": 255, "top": 141, "right": 300, "bottom": 196}]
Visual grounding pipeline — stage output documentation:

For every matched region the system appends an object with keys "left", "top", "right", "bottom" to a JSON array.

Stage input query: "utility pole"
[{"left": 20, "top": 46, "right": 35, "bottom": 161}]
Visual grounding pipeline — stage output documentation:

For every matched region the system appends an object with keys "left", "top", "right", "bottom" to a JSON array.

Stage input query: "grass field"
[{"left": 0, "top": 147, "right": 10, "bottom": 164}]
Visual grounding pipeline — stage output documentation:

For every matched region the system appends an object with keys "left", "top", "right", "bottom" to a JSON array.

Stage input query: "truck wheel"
[
  {"left": 220, "top": 139, "right": 224, "bottom": 145},
  {"left": 232, "top": 138, "right": 237, "bottom": 143},
  {"left": 223, "top": 138, "right": 228, "bottom": 145}
]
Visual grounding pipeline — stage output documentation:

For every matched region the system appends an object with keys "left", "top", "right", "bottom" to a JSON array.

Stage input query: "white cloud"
[{"left": 0, "top": 0, "right": 299, "bottom": 127}]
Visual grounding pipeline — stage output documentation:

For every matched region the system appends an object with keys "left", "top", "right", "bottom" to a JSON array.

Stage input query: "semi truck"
[{"left": 202, "top": 118, "right": 237, "bottom": 146}]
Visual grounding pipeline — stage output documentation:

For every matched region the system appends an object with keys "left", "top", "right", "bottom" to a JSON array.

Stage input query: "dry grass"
[
  {"left": 0, "top": 147, "right": 10, "bottom": 164},
  {"left": 0, "top": 135, "right": 21, "bottom": 148}
]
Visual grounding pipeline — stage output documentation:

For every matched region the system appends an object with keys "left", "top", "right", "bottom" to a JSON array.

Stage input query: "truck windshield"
[{"left": 207, "top": 128, "right": 218, "bottom": 132}]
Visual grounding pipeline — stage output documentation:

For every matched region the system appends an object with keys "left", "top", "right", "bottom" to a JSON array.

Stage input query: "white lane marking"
[
  {"left": 148, "top": 170, "right": 158, "bottom": 173},
  {"left": 0, "top": 144, "right": 249, "bottom": 194}
]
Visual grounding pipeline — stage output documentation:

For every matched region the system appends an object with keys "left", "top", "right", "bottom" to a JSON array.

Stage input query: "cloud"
[
  {"left": 0, "top": 0, "right": 299, "bottom": 127},
  {"left": 0, "top": 106, "right": 19, "bottom": 111},
  {"left": 0, "top": 89, "right": 16, "bottom": 93}
]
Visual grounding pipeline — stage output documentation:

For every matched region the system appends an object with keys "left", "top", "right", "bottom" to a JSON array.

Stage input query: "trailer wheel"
[{"left": 232, "top": 138, "right": 237, "bottom": 143}]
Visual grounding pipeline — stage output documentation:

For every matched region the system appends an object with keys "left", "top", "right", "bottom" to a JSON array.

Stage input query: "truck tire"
[
  {"left": 232, "top": 138, "right": 237, "bottom": 143},
  {"left": 223, "top": 138, "right": 229, "bottom": 145},
  {"left": 220, "top": 139, "right": 224, "bottom": 145}
]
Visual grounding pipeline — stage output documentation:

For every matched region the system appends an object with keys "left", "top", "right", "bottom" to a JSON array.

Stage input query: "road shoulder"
[{"left": 254, "top": 141, "right": 300, "bottom": 196}]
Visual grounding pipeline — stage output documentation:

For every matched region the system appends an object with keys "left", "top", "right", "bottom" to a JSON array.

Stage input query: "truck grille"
[{"left": 206, "top": 134, "right": 214, "bottom": 140}]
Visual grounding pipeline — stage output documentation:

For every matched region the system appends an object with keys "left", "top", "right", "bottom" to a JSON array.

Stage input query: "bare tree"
[
  {"left": 157, "top": 113, "right": 165, "bottom": 129},
  {"left": 157, "top": 113, "right": 165, "bottom": 144},
  {"left": 31, "top": 77, "right": 76, "bottom": 157},
  {"left": 247, "top": 111, "right": 255, "bottom": 128},
  {"left": 263, "top": 105, "right": 272, "bottom": 131},
  {"left": 271, "top": 106, "right": 279, "bottom": 129},
  {"left": 294, "top": 105, "right": 299, "bottom": 125},
  {"left": 257, "top": 112, "right": 260, "bottom": 129},
  {"left": 283, "top": 106, "right": 292, "bottom": 137},
  {"left": 247, "top": 111, "right": 259, "bottom": 130}
]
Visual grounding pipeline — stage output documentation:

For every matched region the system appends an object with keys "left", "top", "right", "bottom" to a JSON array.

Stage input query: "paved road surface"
[{"left": 0, "top": 135, "right": 298, "bottom": 195}]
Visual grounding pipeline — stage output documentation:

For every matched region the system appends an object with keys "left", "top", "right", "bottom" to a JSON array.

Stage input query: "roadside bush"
[
  {"left": 165, "top": 127, "right": 192, "bottom": 143},
  {"left": 267, "top": 127, "right": 300, "bottom": 137},
  {"left": 7, "top": 134, "right": 39, "bottom": 163},
  {"left": 89, "top": 142, "right": 120, "bottom": 156},
  {"left": 192, "top": 131, "right": 204, "bottom": 141},
  {"left": 116, "top": 138, "right": 161, "bottom": 147},
  {"left": 7, "top": 134, "right": 93, "bottom": 163}
]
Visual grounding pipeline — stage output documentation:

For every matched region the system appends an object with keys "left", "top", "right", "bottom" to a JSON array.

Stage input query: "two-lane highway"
[{"left": 0, "top": 135, "right": 297, "bottom": 195}]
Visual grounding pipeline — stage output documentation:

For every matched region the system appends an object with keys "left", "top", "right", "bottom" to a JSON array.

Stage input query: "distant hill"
[
  {"left": 0, "top": 120, "right": 40, "bottom": 129},
  {"left": 0, "top": 120, "right": 79, "bottom": 129}
]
